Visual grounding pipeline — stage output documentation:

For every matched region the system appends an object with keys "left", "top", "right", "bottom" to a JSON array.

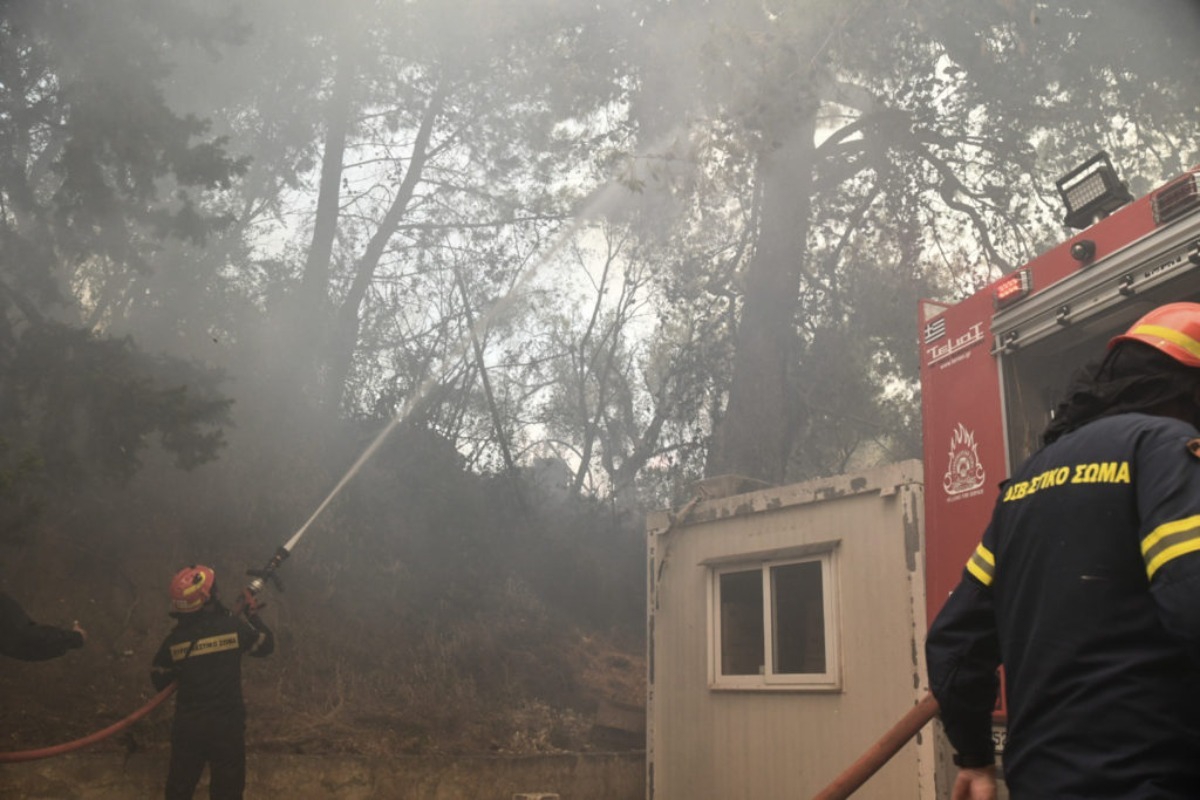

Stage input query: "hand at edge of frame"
[{"left": 951, "top": 765, "right": 997, "bottom": 800}]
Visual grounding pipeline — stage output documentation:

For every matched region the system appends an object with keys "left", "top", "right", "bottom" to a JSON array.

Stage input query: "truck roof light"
[
  {"left": 993, "top": 270, "right": 1032, "bottom": 309},
  {"left": 1152, "top": 172, "right": 1200, "bottom": 225},
  {"left": 1056, "top": 151, "right": 1133, "bottom": 230}
]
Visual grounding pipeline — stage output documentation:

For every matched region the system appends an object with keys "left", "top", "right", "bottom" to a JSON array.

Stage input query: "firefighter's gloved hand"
[{"left": 240, "top": 588, "right": 265, "bottom": 616}]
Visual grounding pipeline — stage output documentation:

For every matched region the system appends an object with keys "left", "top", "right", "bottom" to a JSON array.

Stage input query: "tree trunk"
[
  {"left": 322, "top": 86, "right": 445, "bottom": 409},
  {"left": 301, "top": 44, "right": 355, "bottom": 309},
  {"left": 706, "top": 112, "right": 816, "bottom": 484},
  {"left": 277, "top": 35, "right": 355, "bottom": 406}
]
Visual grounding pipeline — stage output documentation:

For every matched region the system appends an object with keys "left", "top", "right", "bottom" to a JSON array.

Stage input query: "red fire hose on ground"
[
  {"left": 810, "top": 692, "right": 941, "bottom": 800},
  {"left": 0, "top": 683, "right": 177, "bottom": 763},
  {"left": 0, "top": 561, "right": 275, "bottom": 763}
]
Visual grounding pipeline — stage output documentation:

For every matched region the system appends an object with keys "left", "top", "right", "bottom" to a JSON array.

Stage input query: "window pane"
[
  {"left": 771, "top": 561, "right": 825, "bottom": 674},
  {"left": 719, "top": 570, "right": 764, "bottom": 675}
]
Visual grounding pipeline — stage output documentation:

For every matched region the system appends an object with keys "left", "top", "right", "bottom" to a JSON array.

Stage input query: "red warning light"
[{"left": 993, "top": 270, "right": 1032, "bottom": 309}]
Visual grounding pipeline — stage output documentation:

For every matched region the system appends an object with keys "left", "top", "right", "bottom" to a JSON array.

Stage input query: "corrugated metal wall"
[{"left": 647, "top": 460, "right": 934, "bottom": 800}]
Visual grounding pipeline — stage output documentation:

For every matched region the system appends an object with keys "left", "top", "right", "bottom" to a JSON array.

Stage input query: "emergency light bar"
[
  {"left": 1056, "top": 152, "right": 1133, "bottom": 230},
  {"left": 993, "top": 270, "right": 1032, "bottom": 309},
  {"left": 1153, "top": 172, "right": 1200, "bottom": 225}
]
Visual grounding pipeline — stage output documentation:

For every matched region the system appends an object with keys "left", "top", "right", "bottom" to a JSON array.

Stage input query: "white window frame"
[{"left": 707, "top": 546, "right": 841, "bottom": 691}]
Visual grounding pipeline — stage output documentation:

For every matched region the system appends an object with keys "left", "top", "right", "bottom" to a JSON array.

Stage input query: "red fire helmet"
[
  {"left": 1109, "top": 302, "right": 1200, "bottom": 368},
  {"left": 169, "top": 565, "right": 216, "bottom": 613}
]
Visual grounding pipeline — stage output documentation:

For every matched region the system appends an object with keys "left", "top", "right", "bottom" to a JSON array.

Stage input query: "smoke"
[{"left": 5, "top": 0, "right": 1200, "bottom": 755}]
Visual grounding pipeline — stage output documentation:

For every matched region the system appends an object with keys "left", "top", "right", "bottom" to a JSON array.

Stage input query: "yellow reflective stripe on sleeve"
[
  {"left": 965, "top": 543, "right": 995, "bottom": 586},
  {"left": 169, "top": 633, "right": 240, "bottom": 662},
  {"left": 1142, "top": 514, "right": 1200, "bottom": 579},
  {"left": 1130, "top": 324, "right": 1200, "bottom": 363}
]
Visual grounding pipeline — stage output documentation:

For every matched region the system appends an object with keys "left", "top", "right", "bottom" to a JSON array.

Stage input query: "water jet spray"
[
  {"left": 0, "top": 125, "right": 691, "bottom": 763},
  {"left": 241, "top": 156, "right": 669, "bottom": 603}
]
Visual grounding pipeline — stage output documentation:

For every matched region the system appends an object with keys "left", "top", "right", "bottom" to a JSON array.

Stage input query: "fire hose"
[
  {"left": 809, "top": 692, "right": 941, "bottom": 800},
  {"left": 0, "top": 684, "right": 177, "bottom": 763},
  {"left": 0, "top": 543, "right": 299, "bottom": 763}
]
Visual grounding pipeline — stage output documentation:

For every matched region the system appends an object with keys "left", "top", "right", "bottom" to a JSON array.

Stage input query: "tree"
[
  {"left": 0, "top": 0, "right": 241, "bottom": 529},
  {"left": 622, "top": 0, "right": 1200, "bottom": 485},
  {"left": 20, "top": 0, "right": 1197, "bottom": 510},
  {"left": 178, "top": 0, "right": 643, "bottom": 466}
]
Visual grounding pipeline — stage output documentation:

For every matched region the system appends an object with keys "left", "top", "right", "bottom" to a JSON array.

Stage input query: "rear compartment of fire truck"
[{"left": 997, "top": 164, "right": 1200, "bottom": 466}]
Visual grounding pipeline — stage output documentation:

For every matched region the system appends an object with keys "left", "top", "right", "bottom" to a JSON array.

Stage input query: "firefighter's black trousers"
[{"left": 165, "top": 713, "right": 246, "bottom": 800}]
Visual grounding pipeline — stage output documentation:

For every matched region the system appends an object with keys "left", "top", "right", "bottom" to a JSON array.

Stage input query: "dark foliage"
[{"left": 0, "top": 0, "right": 244, "bottom": 527}]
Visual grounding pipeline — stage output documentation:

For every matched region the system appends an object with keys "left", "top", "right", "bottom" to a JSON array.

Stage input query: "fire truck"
[{"left": 918, "top": 152, "right": 1200, "bottom": 747}]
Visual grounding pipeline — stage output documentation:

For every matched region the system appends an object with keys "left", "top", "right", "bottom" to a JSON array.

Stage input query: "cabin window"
[{"left": 710, "top": 552, "right": 840, "bottom": 690}]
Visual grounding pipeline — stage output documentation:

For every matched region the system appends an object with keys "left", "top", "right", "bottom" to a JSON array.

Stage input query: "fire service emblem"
[{"left": 943, "top": 423, "right": 986, "bottom": 496}]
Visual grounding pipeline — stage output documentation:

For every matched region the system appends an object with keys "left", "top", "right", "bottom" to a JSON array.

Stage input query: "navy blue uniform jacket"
[
  {"left": 926, "top": 413, "right": 1200, "bottom": 799},
  {"left": 151, "top": 606, "right": 274, "bottom": 722}
]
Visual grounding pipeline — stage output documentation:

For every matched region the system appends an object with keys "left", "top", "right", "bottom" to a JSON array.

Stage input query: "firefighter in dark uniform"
[
  {"left": 0, "top": 590, "right": 86, "bottom": 660},
  {"left": 927, "top": 302, "right": 1200, "bottom": 800},
  {"left": 151, "top": 564, "right": 274, "bottom": 800}
]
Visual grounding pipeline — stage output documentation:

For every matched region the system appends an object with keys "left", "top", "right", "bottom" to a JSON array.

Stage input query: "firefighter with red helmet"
[
  {"left": 151, "top": 565, "right": 274, "bottom": 800},
  {"left": 927, "top": 302, "right": 1200, "bottom": 799}
]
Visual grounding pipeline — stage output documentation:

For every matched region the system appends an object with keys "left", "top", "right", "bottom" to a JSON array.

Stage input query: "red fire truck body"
[{"left": 919, "top": 162, "right": 1200, "bottom": 641}]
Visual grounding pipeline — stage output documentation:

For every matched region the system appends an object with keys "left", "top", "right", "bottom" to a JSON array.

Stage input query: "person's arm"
[
  {"left": 1135, "top": 424, "right": 1200, "bottom": 661},
  {"left": 236, "top": 607, "right": 274, "bottom": 658},
  {"left": 927, "top": 574, "right": 1001, "bottom": 767},
  {"left": 0, "top": 591, "right": 85, "bottom": 662},
  {"left": 246, "top": 613, "right": 274, "bottom": 657},
  {"left": 926, "top": 518, "right": 1002, "bottom": 771},
  {"left": 150, "top": 632, "right": 179, "bottom": 691}
]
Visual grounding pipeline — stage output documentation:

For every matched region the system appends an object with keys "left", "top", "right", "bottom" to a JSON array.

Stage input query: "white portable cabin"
[{"left": 646, "top": 460, "right": 937, "bottom": 800}]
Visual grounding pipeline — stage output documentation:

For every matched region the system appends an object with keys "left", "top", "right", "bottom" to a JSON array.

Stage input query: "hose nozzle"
[{"left": 246, "top": 547, "right": 290, "bottom": 594}]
